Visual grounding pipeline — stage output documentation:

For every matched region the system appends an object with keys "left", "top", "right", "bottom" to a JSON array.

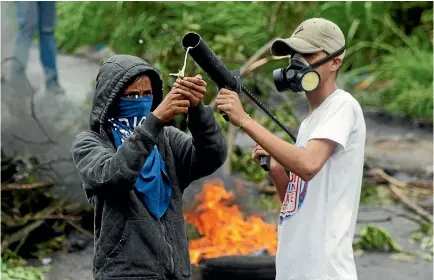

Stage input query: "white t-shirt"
[{"left": 276, "top": 89, "right": 366, "bottom": 280}]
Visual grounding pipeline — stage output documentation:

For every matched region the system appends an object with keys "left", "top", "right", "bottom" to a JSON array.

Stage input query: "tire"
[{"left": 199, "top": 255, "right": 276, "bottom": 280}]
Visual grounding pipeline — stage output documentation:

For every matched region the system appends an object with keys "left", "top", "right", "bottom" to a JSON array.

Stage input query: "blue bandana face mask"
[
  {"left": 108, "top": 96, "right": 172, "bottom": 220},
  {"left": 109, "top": 96, "right": 153, "bottom": 147}
]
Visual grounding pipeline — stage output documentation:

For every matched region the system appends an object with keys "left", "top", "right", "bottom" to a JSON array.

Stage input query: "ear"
[{"left": 331, "top": 57, "right": 343, "bottom": 72}]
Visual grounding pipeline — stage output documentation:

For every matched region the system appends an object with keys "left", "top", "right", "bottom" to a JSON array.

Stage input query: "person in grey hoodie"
[{"left": 71, "top": 54, "right": 227, "bottom": 280}]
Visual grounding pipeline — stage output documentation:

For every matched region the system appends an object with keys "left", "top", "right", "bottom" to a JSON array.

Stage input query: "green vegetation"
[
  {"left": 185, "top": 222, "right": 202, "bottom": 241},
  {"left": 359, "top": 182, "right": 393, "bottom": 205},
  {"left": 348, "top": 14, "right": 433, "bottom": 123},
  {"left": 231, "top": 150, "right": 268, "bottom": 184},
  {"left": 1, "top": 251, "right": 50, "bottom": 280},
  {"left": 353, "top": 223, "right": 434, "bottom": 262},
  {"left": 53, "top": 2, "right": 433, "bottom": 184},
  {"left": 354, "top": 224, "right": 402, "bottom": 252},
  {"left": 409, "top": 222, "right": 434, "bottom": 261},
  {"left": 254, "top": 194, "right": 281, "bottom": 213},
  {"left": 1, "top": 152, "right": 92, "bottom": 278},
  {"left": 214, "top": 101, "right": 298, "bottom": 184},
  {"left": 55, "top": 1, "right": 433, "bottom": 123}
]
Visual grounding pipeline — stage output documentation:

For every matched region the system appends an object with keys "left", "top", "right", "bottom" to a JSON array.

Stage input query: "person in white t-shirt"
[{"left": 215, "top": 18, "right": 366, "bottom": 280}]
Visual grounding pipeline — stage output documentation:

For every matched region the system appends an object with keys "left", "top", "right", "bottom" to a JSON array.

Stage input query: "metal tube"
[
  {"left": 182, "top": 33, "right": 237, "bottom": 90},
  {"left": 182, "top": 33, "right": 297, "bottom": 171}
]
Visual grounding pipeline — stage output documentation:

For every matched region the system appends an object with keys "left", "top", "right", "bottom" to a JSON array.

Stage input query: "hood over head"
[{"left": 90, "top": 54, "right": 163, "bottom": 133}]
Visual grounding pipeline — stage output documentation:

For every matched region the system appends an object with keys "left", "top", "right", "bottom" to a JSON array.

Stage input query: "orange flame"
[{"left": 184, "top": 181, "right": 278, "bottom": 266}]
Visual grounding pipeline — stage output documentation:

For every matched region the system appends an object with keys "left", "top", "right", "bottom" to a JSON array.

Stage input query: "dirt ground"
[{"left": 43, "top": 205, "right": 433, "bottom": 280}]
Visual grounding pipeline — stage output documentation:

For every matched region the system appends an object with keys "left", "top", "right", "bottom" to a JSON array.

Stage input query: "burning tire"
[{"left": 199, "top": 255, "right": 276, "bottom": 280}]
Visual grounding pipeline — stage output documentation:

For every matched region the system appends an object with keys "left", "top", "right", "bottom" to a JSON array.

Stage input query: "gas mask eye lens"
[{"left": 301, "top": 71, "right": 320, "bottom": 92}]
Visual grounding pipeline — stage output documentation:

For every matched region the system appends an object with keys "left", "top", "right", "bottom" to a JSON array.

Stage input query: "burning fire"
[{"left": 184, "top": 181, "right": 278, "bottom": 266}]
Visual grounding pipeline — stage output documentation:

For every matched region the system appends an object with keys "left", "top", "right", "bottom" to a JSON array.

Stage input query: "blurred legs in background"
[{"left": 13, "top": 1, "right": 64, "bottom": 94}]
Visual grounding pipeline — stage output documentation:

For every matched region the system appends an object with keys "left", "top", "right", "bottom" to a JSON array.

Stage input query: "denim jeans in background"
[{"left": 13, "top": 1, "right": 63, "bottom": 92}]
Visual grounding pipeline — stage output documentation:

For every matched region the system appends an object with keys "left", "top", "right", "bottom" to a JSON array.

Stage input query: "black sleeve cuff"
[
  {"left": 141, "top": 113, "right": 166, "bottom": 141},
  {"left": 188, "top": 101, "right": 211, "bottom": 123}
]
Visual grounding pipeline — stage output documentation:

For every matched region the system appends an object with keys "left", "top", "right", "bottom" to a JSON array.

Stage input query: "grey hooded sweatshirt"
[{"left": 71, "top": 55, "right": 227, "bottom": 280}]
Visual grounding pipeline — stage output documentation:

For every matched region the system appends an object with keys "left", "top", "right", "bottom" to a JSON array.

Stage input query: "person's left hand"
[
  {"left": 173, "top": 74, "right": 207, "bottom": 107},
  {"left": 215, "top": 88, "right": 248, "bottom": 127}
]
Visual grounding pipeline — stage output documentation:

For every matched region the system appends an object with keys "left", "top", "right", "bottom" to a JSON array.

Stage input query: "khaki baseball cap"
[{"left": 271, "top": 18, "right": 345, "bottom": 56}]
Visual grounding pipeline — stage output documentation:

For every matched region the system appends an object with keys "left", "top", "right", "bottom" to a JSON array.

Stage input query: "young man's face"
[
  {"left": 302, "top": 51, "right": 342, "bottom": 86},
  {"left": 121, "top": 75, "right": 153, "bottom": 98}
]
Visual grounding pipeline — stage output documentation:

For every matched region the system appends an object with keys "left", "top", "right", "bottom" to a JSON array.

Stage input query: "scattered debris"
[
  {"left": 354, "top": 224, "right": 402, "bottom": 252},
  {"left": 409, "top": 222, "right": 433, "bottom": 261},
  {"left": 1, "top": 150, "right": 93, "bottom": 262},
  {"left": 390, "top": 252, "right": 417, "bottom": 261},
  {"left": 387, "top": 183, "right": 433, "bottom": 223},
  {"left": 418, "top": 196, "right": 433, "bottom": 214},
  {"left": 1, "top": 181, "right": 56, "bottom": 192},
  {"left": 362, "top": 165, "right": 433, "bottom": 223},
  {"left": 41, "top": 258, "right": 52, "bottom": 266},
  {"left": 371, "top": 168, "right": 433, "bottom": 192}
]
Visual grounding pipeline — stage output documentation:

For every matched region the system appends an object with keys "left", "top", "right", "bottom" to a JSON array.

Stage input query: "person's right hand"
[
  {"left": 153, "top": 88, "right": 191, "bottom": 122},
  {"left": 252, "top": 143, "right": 283, "bottom": 172}
]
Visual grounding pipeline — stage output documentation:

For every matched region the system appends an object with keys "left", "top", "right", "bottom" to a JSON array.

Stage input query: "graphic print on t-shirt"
[{"left": 279, "top": 168, "right": 309, "bottom": 225}]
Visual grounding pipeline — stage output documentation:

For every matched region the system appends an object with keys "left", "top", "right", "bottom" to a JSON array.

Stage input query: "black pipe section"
[
  {"left": 182, "top": 33, "right": 238, "bottom": 90},
  {"left": 182, "top": 33, "right": 297, "bottom": 171}
]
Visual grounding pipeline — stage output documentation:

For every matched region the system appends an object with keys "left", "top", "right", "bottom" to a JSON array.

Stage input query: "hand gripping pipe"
[{"left": 181, "top": 33, "right": 296, "bottom": 171}]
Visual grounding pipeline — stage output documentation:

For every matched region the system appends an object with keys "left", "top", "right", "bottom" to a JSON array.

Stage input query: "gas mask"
[{"left": 272, "top": 47, "right": 345, "bottom": 94}]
